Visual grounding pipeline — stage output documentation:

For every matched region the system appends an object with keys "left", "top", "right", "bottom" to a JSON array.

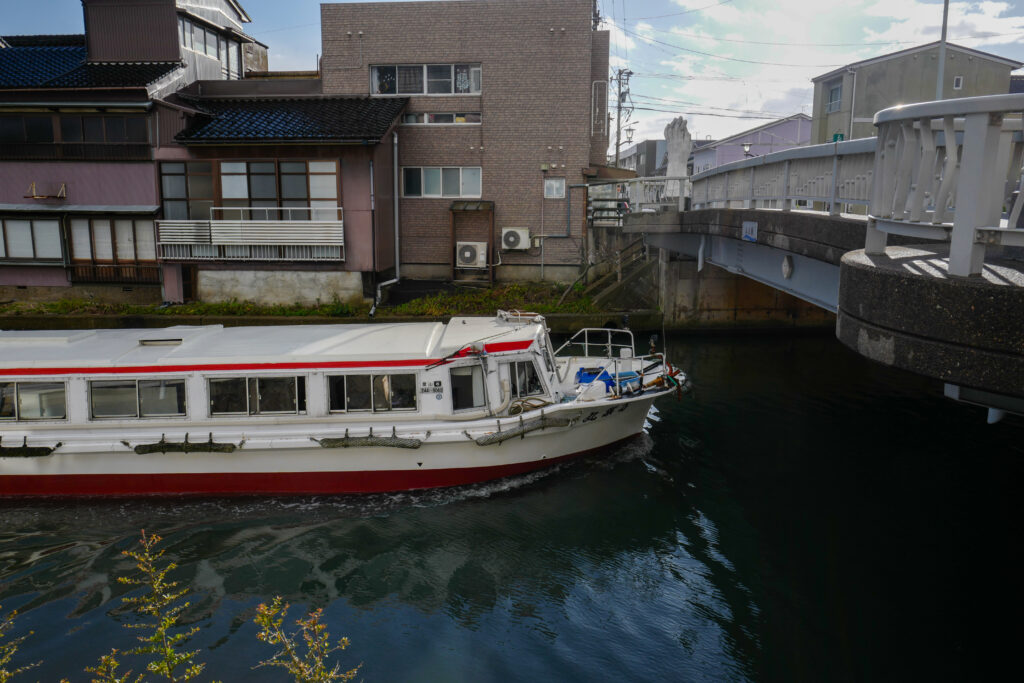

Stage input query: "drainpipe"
[
  {"left": 847, "top": 68, "right": 857, "bottom": 140},
  {"left": 370, "top": 131, "right": 400, "bottom": 317}
]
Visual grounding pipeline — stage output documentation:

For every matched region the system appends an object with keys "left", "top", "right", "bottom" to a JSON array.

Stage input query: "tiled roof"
[
  {"left": 0, "top": 46, "right": 86, "bottom": 88},
  {"left": 175, "top": 97, "right": 409, "bottom": 143},
  {"left": 0, "top": 43, "right": 180, "bottom": 89},
  {"left": 45, "top": 61, "right": 181, "bottom": 88},
  {"left": 1, "top": 34, "right": 85, "bottom": 47}
]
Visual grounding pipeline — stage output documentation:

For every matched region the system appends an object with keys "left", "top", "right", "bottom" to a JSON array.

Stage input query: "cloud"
[{"left": 609, "top": 0, "right": 1024, "bottom": 145}]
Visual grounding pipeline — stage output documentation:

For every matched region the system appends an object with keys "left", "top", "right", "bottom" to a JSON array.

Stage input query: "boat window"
[
  {"left": 390, "top": 374, "right": 417, "bottom": 410},
  {"left": 252, "top": 377, "right": 294, "bottom": 414},
  {"left": 3, "top": 381, "right": 67, "bottom": 420},
  {"left": 91, "top": 380, "right": 139, "bottom": 418},
  {"left": 210, "top": 378, "right": 247, "bottom": 415},
  {"left": 138, "top": 379, "right": 187, "bottom": 417},
  {"left": 208, "top": 376, "right": 306, "bottom": 416},
  {"left": 451, "top": 365, "right": 485, "bottom": 411},
  {"left": 0, "top": 382, "right": 13, "bottom": 419},
  {"left": 510, "top": 360, "right": 544, "bottom": 398},
  {"left": 328, "top": 373, "right": 416, "bottom": 412},
  {"left": 343, "top": 375, "right": 372, "bottom": 411}
]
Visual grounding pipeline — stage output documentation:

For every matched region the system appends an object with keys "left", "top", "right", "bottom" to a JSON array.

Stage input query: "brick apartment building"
[
  {"left": 320, "top": 0, "right": 610, "bottom": 282},
  {"left": 1, "top": 0, "right": 610, "bottom": 306}
]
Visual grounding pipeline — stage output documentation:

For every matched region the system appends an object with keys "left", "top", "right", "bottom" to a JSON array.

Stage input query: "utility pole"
[
  {"left": 936, "top": 0, "right": 949, "bottom": 100},
  {"left": 612, "top": 68, "right": 633, "bottom": 167}
]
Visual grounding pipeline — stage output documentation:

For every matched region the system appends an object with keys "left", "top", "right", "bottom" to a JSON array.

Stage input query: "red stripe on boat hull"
[
  {"left": 0, "top": 435, "right": 639, "bottom": 497},
  {"left": 0, "top": 341, "right": 534, "bottom": 377}
]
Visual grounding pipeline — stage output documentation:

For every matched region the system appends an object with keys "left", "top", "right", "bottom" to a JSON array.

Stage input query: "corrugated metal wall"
[{"left": 85, "top": 0, "right": 180, "bottom": 62}]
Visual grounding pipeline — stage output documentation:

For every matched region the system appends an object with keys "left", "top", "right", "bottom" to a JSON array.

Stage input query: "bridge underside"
[
  {"left": 646, "top": 233, "right": 840, "bottom": 313},
  {"left": 629, "top": 207, "right": 1024, "bottom": 420}
]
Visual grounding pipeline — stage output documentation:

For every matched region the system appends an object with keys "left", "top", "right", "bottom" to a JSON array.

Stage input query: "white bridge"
[{"left": 621, "top": 93, "right": 1024, "bottom": 421}]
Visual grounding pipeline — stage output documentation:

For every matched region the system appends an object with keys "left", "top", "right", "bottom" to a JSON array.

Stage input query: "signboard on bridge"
[{"left": 742, "top": 221, "right": 758, "bottom": 242}]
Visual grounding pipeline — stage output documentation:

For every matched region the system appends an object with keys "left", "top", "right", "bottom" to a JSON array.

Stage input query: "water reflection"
[{"left": 1, "top": 332, "right": 1021, "bottom": 681}]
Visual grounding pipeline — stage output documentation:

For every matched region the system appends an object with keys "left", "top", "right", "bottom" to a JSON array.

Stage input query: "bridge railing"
[
  {"left": 868, "top": 93, "right": 1024, "bottom": 276},
  {"left": 588, "top": 176, "right": 689, "bottom": 222},
  {"left": 691, "top": 138, "right": 877, "bottom": 213}
]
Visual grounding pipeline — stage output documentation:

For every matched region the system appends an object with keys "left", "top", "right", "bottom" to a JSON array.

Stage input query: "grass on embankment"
[{"left": 0, "top": 282, "right": 595, "bottom": 319}]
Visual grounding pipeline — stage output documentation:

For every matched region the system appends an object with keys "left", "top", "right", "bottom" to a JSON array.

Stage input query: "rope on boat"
[
  {"left": 132, "top": 432, "right": 238, "bottom": 455},
  {"left": 473, "top": 411, "right": 573, "bottom": 447},
  {"left": 0, "top": 436, "right": 61, "bottom": 458},
  {"left": 312, "top": 426, "right": 423, "bottom": 450}
]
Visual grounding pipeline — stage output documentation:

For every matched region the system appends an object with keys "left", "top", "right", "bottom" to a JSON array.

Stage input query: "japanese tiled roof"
[
  {"left": 44, "top": 61, "right": 181, "bottom": 88},
  {"left": 0, "top": 40, "right": 181, "bottom": 89},
  {"left": 0, "top": 46, "right": 87, "bottom": 88},
  {"left": 175, "top": 96, "right": 409, "bottom": 143},
  {"left": 1, "top": 34, "right": 85, "bottom": 47}
]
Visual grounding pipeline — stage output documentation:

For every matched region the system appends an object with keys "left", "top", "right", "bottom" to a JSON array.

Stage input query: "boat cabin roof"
[{"left": 0, "top": 315, "right": 544, "bottom": 374}]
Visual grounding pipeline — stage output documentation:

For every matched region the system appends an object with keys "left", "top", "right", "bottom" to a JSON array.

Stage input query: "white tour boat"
[{"left": 0, "top": 311, "right": 685, "bottom": 496}]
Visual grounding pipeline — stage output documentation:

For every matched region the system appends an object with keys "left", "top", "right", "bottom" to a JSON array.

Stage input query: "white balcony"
[{"left": 156, "top": 207, "right": 344, "bottom": 262}]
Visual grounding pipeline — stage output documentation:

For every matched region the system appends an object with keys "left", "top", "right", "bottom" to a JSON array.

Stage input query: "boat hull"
[{"left": 0, "top": 392, "right": 660, "bottom": 497}]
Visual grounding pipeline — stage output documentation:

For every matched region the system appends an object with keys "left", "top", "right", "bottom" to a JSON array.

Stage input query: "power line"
[
  {"left": 627, "top": 0, "right": 735, "bottom": 21},
  {"left": 634, "top": 24, "right": 1024, "bottom": 48},
  {"left": 631, "top": 106, "right": 777, "bottom": 120},
  {"left": 620, "top": 25, "right": 844, "bottom": 67},
  {"left": 633, "top": 71, "right": 811, "bottom": 84},
  {"left": 632, "top": 93, "right": 793, "bottom": 117}
]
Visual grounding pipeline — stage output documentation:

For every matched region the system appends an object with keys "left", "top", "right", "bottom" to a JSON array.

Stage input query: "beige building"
[{"left": 810, "top": 42, "right": 1022, "bottom": 144}]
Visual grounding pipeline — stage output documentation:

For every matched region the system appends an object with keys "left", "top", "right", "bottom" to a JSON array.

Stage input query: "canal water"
[{"left": 1, "top": 333, "right": 1021, "bottom": 682}]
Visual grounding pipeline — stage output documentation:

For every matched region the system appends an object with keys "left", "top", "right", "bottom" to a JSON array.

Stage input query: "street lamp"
[{"left": 742, "top": 142, "right": 754, "bottom": 157}]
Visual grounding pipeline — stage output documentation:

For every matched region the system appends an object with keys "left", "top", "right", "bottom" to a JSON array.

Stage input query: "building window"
[
  {"left": 372, "top": 64, "right": 481, "bottom": 95},
  {"left": 953, "top": 75, "right": 964, "bottom": 90},
  {"left": 68, "top": 217, "right": 156, "bottom": 265},
  {"left": 402, "top": 167, "right": 481, "bottom": 198},
  {"left": 826, "top": 84, "right": 842, "bottom": 114},
  {"left": 0, "top": 116, "right": 53, "bottom": 143},
  {"left": 401, "top": 112, "right": 481, "bottom": 124},
  {"left": 209, "top": 377, "right": 306, "bottom": 416},
  {"left": 0, "top": 218, "right": 63, "bottom": 261},
  {"left": 544, "top": 177, "right": 566, "bottom": 199},
  {"left": 215, "top": 160, "right": 340, "bottom": 220},
  {"left": 328, "top": 374, "right": 417, "bottom": 412},
  {"left": 0, "top": 381, "right": 66, "bottom": 421}
]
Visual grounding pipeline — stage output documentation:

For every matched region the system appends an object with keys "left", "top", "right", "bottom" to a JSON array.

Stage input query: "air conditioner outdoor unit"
[
  {"left": 456, "top": 241, "right": 488, "bottom": 268},
  {"left": 501, "top": 227, "right": 530, "bottom": 251}
]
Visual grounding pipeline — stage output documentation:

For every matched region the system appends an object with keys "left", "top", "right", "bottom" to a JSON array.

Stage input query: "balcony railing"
[
  {"left": 70, "top": 264, "right": 162, "bottom": 284},
  {"left": 0, "top": 142, "right": 152, "bottom": 161},
  {"left": 156, "top": 206, "right": 345, "bottom": 262}
]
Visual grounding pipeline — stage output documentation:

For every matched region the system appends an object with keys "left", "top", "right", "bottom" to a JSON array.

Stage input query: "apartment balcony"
[{"left": 156, "top": 207, "right": 345, "bottom": 262}]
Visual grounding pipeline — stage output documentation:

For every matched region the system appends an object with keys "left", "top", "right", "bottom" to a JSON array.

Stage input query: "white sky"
[{"left": 602, "top": 0, "right": 1024, "bottom": 148}]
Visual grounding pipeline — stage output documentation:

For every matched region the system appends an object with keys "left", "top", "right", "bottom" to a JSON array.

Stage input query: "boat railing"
[
  {"left": 571, "top": 352, "right": 667, "bottom": 398},
  {"left": 497, "top": 309, "right": 544, "bottom": 323},
  {"left": 555, "top": 327, "right": 636, "bottom": 359}
]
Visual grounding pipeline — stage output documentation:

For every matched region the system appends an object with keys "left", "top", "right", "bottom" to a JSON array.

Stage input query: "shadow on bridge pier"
[{"left": 838, "top": 245, "right": 1024, "bottom": 417}]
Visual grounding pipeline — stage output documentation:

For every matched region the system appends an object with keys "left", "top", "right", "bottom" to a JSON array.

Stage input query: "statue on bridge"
[{"left": 664, "top": 116, "right": 692, "bottom": 199}]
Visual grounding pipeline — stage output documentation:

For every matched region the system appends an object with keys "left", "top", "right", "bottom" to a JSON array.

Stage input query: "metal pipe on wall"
[{"left": 370, "top": 132, "right": 401, "bottom": 316}]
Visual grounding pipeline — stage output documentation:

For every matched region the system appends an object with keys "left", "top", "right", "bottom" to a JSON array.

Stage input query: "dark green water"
[{"left": 1, "top": 333, "right": 1022, "bottom": 682}]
